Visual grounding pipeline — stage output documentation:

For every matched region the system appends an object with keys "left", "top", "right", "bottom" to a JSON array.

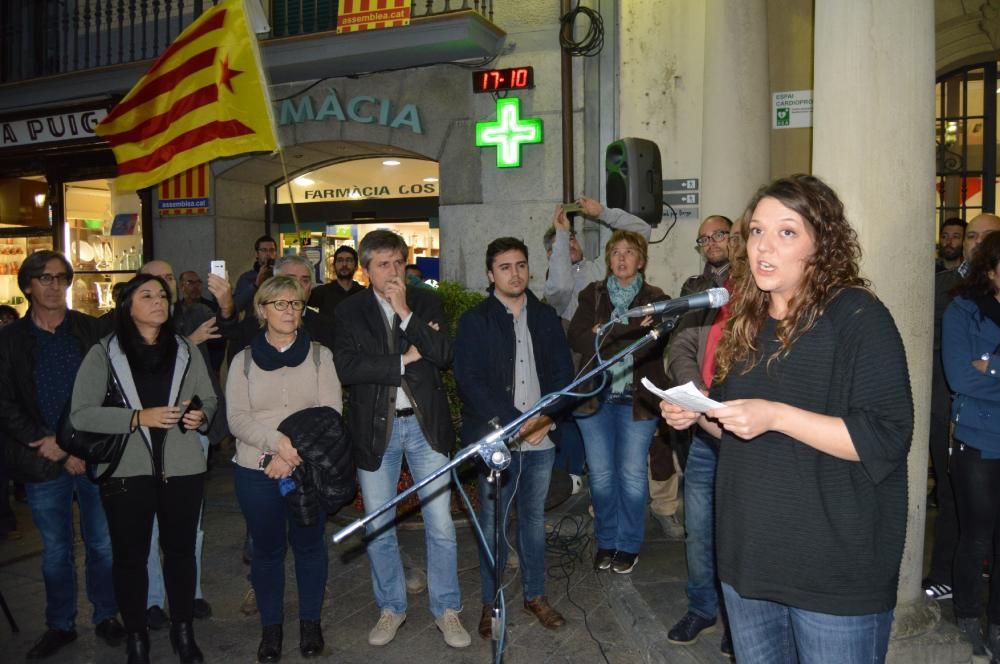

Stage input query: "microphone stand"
[{"left": 332, "top": 313, "right": 683, "bottom": 663}]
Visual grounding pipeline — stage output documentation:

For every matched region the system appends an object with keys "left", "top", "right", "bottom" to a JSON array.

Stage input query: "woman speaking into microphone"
[
  {"left": 661, "top": 175, "right": 912, "bottom": 664},
  {"left": 568, "top": 229, "right": 669, "bottom": 575}
]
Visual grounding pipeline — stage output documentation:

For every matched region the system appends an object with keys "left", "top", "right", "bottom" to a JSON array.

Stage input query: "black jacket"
[
  {"left": 277, "top": 406, "right": 354, "bottom": 526},
  {"left": 333, "top": 287, "right": 454, "bottom": 471},
  {"left": 0, "top": 310, "right": 103, "bottom": 482},
  {"left": 454, "top": 289, "right": 575, "bottom": 446}
]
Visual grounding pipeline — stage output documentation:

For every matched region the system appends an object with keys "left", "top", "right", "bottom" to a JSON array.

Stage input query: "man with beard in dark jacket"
[{"left": 333, "top": 230, "right": 469, "bottom": 650}]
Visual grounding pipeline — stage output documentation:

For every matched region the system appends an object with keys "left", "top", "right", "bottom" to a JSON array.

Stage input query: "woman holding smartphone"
[
  {"left": 70, "top": 274, "right": 217, "bottom": 664},
  {"left": 661, "top": 175, "right": 912, "bottom": 663}
]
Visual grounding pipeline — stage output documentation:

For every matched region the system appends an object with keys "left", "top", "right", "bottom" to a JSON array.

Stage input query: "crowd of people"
[{"left": 5, "top": 173, "right": 997, "bottom": 664}]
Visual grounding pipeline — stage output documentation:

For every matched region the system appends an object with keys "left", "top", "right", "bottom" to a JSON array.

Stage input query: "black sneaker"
[
  {"left": 192, "top": 598, "right": 213, "bottom": 620},
  {"left": 611, "top": 551, "right": 639, "bottom": 574},
  {"left": 593, "top": 548, "right": 616, "bottom": 571},
  {"left": 667, "top": 611, "right": 718, "bottom": 644},
  {"left": 26, "top": 629, "right": 77, "bottom": 659},
  {"left": 95, "top": 617, "right": 126, "bottom": 647},
  {"left": 147, "top": 605, "right": 170, "bottom": 630},
  {"left": 720, "top": 629, "right": 734, "bottom": 658}
]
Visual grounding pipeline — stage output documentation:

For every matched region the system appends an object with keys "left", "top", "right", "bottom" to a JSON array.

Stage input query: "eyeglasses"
[
  {"left": 35, "top": 273, "right": 70, "bottom": 286},
  {"left": 262, "top": 299, "right": 305, "bottom": 311},
  {"left": 696, "top": 230, "right": 730, "bottom": 246}
]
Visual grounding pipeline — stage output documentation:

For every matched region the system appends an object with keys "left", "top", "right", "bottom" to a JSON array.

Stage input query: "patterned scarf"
[{"left": 606, "top": 273, "right": 644, "bottom": 395}]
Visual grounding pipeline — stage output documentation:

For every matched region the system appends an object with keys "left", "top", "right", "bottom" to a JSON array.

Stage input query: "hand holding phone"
[
  {"left": 178, "top": 395, "right": 203, "bottom": 433},
  {"left": 210, "top": 260, "right": 227, "bottom": 280}
]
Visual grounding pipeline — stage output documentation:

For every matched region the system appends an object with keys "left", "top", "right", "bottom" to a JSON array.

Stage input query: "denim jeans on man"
[
  {"left": 234, "top": 464, "right": 328, "bottom": 626},
  {"left": 684, "top": 435, "right": 721, "bottom": 619},
  {"left": 147, "top": 434, "right": 209, "bottom": 607},
  {"left": 722, "top": 583, "right": 893, "bottom": 664},
  {"left": 576, "top": 401, "right": 658, "bottom": 553},
  {"left": 477, "top": 447, "right": 556, "bottom": 603},
  {"left": 358, "top": 415, "right": 460, "bottom": 618},
  {"left": 25, "top": 471, "right": 118, "bottom": 631}
]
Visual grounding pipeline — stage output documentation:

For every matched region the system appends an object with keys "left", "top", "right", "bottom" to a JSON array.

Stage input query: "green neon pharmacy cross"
[{"left": 475, "top": 97, "right": 544, "bottom": 168}]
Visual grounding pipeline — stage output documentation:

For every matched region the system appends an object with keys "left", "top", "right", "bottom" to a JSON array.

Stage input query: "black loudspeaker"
[{"left": 605, "top": 138, "right": 663, "bottom": 226}]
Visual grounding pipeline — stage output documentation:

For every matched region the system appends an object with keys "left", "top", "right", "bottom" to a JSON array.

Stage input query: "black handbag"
[{"left": 57, "top": 365, "right": 130, "bottom": 481}]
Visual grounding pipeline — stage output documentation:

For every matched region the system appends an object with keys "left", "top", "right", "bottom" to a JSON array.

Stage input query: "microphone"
[{"left": 622, "top": 287, "right": 730, "bottom": 318}]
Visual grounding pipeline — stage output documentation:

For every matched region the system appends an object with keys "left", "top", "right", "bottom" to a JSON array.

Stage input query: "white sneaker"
[
  {"left": 435, "top": 608, "right": 471, "bottom": 648},
  {"left": 368, "top": 609, "right": 406, "bottom": 646},
  {"left": 654, "top": 512, "right": 685, "bottom": 541}
]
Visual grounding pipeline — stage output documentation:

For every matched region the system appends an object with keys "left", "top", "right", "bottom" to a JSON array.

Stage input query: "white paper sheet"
[{"left": 641, "top": 378, "right": 725, "bottom": 413}]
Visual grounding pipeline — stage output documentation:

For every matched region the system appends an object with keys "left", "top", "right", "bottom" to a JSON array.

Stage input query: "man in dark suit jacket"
[{"left": 332, "top": 230, "right": 469, "bottom": 650}]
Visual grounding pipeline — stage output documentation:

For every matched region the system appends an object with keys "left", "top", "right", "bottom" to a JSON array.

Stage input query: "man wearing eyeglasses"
[
  {"left": 309, "top": 245, "right": 365, "bottom": 318},
  {"left": 0, "top": 250, "right": 125, "bottom": 659},
  {"left": 663, "top": 214, "right": 738, "bottom": 658}
]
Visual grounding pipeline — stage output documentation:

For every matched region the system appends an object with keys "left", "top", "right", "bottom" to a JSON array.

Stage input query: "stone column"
[
  {"left": 701, "top": 0, "right": 770, "bottom": 220},
  {"left": 812, "top": 1, "right": 959, "bottom": 660}
]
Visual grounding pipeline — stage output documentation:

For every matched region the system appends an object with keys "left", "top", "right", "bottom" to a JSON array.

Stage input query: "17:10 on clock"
[{"left": 472, "top": 67, "right": 535, "bottom": 93}]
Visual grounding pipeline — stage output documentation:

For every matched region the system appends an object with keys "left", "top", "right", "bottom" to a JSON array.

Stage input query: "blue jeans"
[
  {"left": 685, "top": 435, "right": 720, "bottom": 619},
  {"left": 25, "top": 472, "right": 117, "bottom": 631},
  {"left": 722, "top": 583, "right": 893, "bottom": 664},
  {"left": 234, "top": 464, "right": 328, "bottom": 626},
  {"left": 477, "top": 447, "right": 556, "bottom": 604},
  {"left": 357, "top": 415, "right": 460, "bottom": 619},
  {"left": 576, "top": 404, "right": 658, "bottom": 553},
  {"left": 148, "top": 434, "right": 208, "bottom": 607}
]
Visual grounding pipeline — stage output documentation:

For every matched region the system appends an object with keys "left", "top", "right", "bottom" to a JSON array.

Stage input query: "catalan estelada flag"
[
  {"left": 337, "top": 0, "right": 411, "bottom": 34},
  {"left": 96, "top": 0, "right": 277, "bottom": 192}
]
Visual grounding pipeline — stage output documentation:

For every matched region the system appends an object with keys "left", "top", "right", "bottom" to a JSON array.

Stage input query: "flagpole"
[
  {"left": 277, "top": 146, "right": 304, "bottom": 254},
  {"left": 240, "top": 0, "right": 304, "bottom": 256}
]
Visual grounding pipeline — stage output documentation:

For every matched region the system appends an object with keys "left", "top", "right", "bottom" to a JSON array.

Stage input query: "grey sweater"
[{"left": 70, "top": 334, "right": 218, "bottom": 479}]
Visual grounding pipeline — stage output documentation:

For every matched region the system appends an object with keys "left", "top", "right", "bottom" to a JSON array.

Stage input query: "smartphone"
[
  {"left": 210, "top": 260, "right": 226, "bottom": 280},
  {"left": 561, "top": 202, "right": 582, "bottom": 214},
  {"left": 178, "top": 395, "right": 203, "bottom": 433}
]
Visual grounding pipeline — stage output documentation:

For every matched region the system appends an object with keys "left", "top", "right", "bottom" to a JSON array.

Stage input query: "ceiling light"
[
  {"left": 382, "top": 159, "right": 401, "bottom": 166},
  {"left": 423, "top": 177, "right": 438, "bottom": 183},
  {"left": 294, "top": 177, "right": 314, "bottom": 186}
]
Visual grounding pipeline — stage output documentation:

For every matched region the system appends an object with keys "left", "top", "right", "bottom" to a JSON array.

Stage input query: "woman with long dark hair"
[
  {"left": 568, "top": 229, "right": 669, "bottom": 575},
  {"left": 661, "top": 175, "right": 913, "bottom": 663},
  {"left": 70, "top": 274, "right": 217, "bottom": 664},
  {"left": 943, "top": 231, "right": 1000, "bottom": 657}
]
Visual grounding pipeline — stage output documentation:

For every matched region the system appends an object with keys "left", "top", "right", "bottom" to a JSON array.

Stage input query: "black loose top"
[{"left": 714, "top": 288, "right": 913, "bottom": 615}]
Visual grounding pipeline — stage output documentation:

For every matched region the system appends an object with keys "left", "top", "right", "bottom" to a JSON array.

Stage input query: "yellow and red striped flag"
[
  {"left": 337, "top": 0, "right": 411, "bottom": 34},
  {"left": 96, "top": 0, "right": 277, "bottom": 192}
]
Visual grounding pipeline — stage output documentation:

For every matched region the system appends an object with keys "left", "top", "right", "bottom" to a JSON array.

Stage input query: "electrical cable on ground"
[{"left": 545, "top": 514, "right": 612, "bottom": 664}]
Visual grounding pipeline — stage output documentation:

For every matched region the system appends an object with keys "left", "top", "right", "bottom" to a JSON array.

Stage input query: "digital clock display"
[{"left": 472, "top": 67, "right": 535, "bottom": 94}]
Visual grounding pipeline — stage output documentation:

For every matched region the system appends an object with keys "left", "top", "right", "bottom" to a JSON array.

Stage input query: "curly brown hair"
[
  {"left": 715, "top": 175, "right": 869, "bottom": 382},
  {"left": 954, "top": 230, "right": 1000, "bottom": 300}
]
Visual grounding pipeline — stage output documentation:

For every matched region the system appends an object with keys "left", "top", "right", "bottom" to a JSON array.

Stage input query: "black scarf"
[{"left": 250, "top": 328, "right": 311, "bottom": 371}]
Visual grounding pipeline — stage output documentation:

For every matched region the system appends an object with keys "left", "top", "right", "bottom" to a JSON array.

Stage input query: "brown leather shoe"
[
  {"left": 478, "top": 604, "right": 493, "bottom": 640},
  {"left": 523, "top": 596, "right": 566, "bottom": 630}
]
